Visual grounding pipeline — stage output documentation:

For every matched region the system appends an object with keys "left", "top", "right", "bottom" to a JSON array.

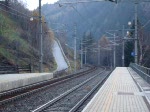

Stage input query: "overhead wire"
[
  {"left": 0, "top": 7, "right": 30, "bottom": 19},
  {"left": 65, "top": 0, "right": 93, "bottom": 29},
  {"left": 81, "top": 2, "right": 95, "bottom": 29},
  {"left": 0, "top": 2, "right": 32, "bottom": 19}
]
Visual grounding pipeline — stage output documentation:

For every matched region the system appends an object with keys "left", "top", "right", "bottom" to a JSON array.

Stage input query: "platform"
[
  {"left": 0, "top": 73, "right": 53, "bottom": 92},
  {"left": 82, "top": 67, "right": 150, "bottom": 112}
]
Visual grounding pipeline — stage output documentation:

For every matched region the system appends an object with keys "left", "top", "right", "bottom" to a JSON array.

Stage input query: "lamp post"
[
  {"left": 98, "top": 44, "right": 100, "bottom": 66},
  {"left": 84, "top": 47, "right": 87, "bottom": 65},
  {"left": 74, "top": 23, "right": 77, "bottom": 72},
  {"left": 122, "top": 25, "right": 125, "bottom": 67},
  {"left": 39, "top": 0, "right": 43, "bottom": 73},
  {"left": 80, "top": 40, "right": 83, "bottom": 68},
  {"left": 113, "top": 33, "right": 116, "bottom": 68},
  {"left": 128, "top": 18, "right": 138, "bottom": 64},
  {"left": 134, "top": 1, "right": 138, "bottom": 64}
]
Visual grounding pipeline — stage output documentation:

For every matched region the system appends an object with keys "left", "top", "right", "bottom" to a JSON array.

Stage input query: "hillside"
[
  {"left": 0, "top": 0, "right": 56, "bottom": 72},
  {"left": 42, "top": 1, "right": 149, "bottom": 43},
  {"left": 42, "top": 0, "right": 150, "bottom": 67}
]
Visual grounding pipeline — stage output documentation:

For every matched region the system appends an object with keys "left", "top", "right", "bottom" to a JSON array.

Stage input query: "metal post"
[
  {"left": 81, "top": 41, "right": 83, "bottom": 68},
  {"left": 98, "top": 45, "right": 100, "bottom": 66},
  {"left": 122, "top": 25, "right": 125, "bottom": 67},
  {"left": 111, "top": 49, "right": 113, "bottom": 70},
  {"left": 39, "top": 0, "right": 43, "bottom": 72},
  {"left": 85, "top": 48, "right": 87, "bottom": 64},
  {"left": 135, "top": 1, "right": 138, "bottom": 64},
  {"left": 74, "top": 23, "right": 77, "bottom": 72},
  {"left": 113, "top": 33, "right": 116, "bottom": 68},
  {"left": 16, "top": 42, "right": 19, "bottom": 66}
]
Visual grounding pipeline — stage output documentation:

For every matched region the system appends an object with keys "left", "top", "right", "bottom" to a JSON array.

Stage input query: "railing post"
[
  {"left": 29, "top": 64, "right": 32, "bottom": 73},
  {"left": 16, "top": 65, "right": 19, "bottom": 73}
]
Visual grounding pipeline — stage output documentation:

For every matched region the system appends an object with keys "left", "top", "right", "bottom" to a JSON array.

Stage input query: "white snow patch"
[{"left": 53, "top": 40, "right": 68, "bottom": 71}]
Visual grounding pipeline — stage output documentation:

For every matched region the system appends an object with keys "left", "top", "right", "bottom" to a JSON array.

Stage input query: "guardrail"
[
  {"left": 18, "top": 64, "right": 32, "bottom": 73},
  {"left": 0, "top": 66, "right": 17, "bottom": 74},
  {"left": 130, "top": 63, "right": 150, "bottom": 83}
]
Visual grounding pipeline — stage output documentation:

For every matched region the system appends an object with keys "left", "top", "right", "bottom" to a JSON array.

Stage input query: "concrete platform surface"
[
  {"left": 82, "top": 67, "right": 150, "bottom": 112},
  {"left": 0, "top": 73, "right": 53, "bottom": 92}
]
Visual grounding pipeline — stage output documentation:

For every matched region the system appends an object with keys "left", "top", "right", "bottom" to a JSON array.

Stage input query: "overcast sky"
[{"left": 22, "top": 0, "right": 59, "bottom": 10}]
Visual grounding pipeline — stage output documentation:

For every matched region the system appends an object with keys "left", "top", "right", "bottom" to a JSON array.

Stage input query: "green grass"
[
  {"left": 49, "top": 59, "right": 57, "bottom": 72},
  {"left": 0, "top": 47, "right": 15, "bottom": 64},
  {"left": 64, "top": 46, "right": 81, "bottom": 72},
  {"left": 0, "top": 12, "right": 56, "bottom": 72},
  {"left": 0, "top": 12, "right": 30, "bottom": 65}
]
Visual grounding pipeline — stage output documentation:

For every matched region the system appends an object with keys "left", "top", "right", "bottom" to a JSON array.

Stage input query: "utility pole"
[
  {"left": 80, "top": 39, "right": 83, "bottom": 68},
  {"left": 39, "top": 0, "right": 43, "bottom": 72},
  {"left": 134, "top": 1, "right": 138, "bottom": 64},
  {"left": 98, "top": 45, "right": 100, "bottom": 66},
  {"left": 122, "top": 25, "right": 125, "bottom": 67},
  {"left": 74, "top": 23, "right": 77, "bottom": 72},
  {"left": 113, "top": 33, "right": 116, "bottom": 68},
  {"left": 85, "top": 48, "right": 87, "bottom": 65}
]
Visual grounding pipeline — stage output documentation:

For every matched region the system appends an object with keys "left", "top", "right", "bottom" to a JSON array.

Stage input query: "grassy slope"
[
  {"left": 0, "top": 12, "right": 30, "bottom": 65},
  {"left": 66, "top": 47, "right": 81, "bottom": 72},
  {"left": 0, "top": 11, "right": 56, "bottom": 72}
]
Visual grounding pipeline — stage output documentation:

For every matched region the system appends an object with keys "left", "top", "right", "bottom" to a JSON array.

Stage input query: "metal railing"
[
  {"left": 130, "top": 63, "right": 150, "bottom": 83},
  {"left": 0, "top": 64, "right": 31, "bottom": 74}
]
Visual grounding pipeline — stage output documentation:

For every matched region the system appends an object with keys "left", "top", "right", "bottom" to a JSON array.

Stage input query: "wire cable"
[
  {"left": 0, "top": 7, "right": 29, "bottom": 19},
  {"left": 0, "top": 2, "right": 31, "bottom": 18}
]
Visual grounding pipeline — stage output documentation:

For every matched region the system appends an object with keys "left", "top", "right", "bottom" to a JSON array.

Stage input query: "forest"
[{"left": 42, "top": 0, "right": 150, "bottom": 67}]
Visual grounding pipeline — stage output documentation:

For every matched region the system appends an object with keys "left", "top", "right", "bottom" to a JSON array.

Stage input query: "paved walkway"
[{"left": 82, "top": 67, "right": 150, "bottom": 112}]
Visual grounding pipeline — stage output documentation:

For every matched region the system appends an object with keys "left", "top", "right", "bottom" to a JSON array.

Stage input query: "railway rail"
[
  {"left": 0, "top": 67, "right": 110, "bottom": 112},
  {"left": 32, "top": 67, "right": 110, "bottom": 112},
  {"left": 0, "top": 67, "right": 96, "bottom": 106}
]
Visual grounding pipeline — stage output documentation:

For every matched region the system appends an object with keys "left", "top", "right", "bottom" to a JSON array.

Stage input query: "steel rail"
[
  {"left": 69, "top": 70, "right": 111, "bottom": 112},
  {"left": 31, "top": 67, "right": 106, "bottom": 112},
  {"left": 0, "top": 67, "right": 96, "bottom": 105},
  {"left": 0, "top": 67, "right": 94, "bottom": 96}
]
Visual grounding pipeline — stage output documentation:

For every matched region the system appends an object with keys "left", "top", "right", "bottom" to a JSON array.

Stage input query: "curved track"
[
  {"left": 0, "top": 67, "right": 96, "bottom": 105},
  {"left": 0, "top": 67, "right": 104, "bottom": 112},
  {"left": 32, "top": 68, "right": 110, "bottom": 112}
]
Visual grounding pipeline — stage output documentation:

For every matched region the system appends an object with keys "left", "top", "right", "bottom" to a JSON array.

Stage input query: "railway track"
[
  {"left": 31, "top": 68, "right": 110, "bottom": 112},
  {"left": 0, "top": 67, "right": 96, "bottom": 106},
  {"left": 0, "top": 67, "right": 96, "bottom": 107}
]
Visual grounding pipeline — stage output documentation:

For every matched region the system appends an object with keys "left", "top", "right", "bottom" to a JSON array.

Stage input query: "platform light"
[
  {"left": 128, "top": 21, "right": 132, "bottom": 26},
  {"left": 127, "top": 31, "right": 130, "bottom": 36}
]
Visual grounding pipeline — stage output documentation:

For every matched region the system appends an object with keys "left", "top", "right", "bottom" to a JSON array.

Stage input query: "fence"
[
  {"left": 0, "top": 64, "right": 31, "bottom": 74},
  {"left": 130, "top": 63, "right": 150, "bottom": 83}
]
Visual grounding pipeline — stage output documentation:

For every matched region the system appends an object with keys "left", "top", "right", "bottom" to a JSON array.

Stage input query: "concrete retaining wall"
[{"left": 0, "top": 73, "right": 53, "bottom": 92}]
